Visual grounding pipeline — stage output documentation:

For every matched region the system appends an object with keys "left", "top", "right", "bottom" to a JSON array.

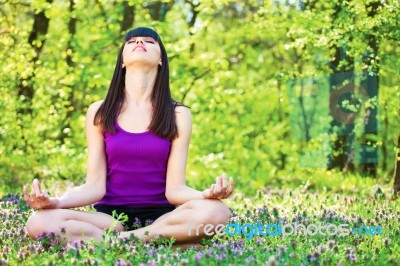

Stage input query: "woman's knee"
[
  {"left": 207, "top": 200, "right": 231, "bottom": 225},
  {"left": 187, "top": 199, "right": 231, "bottom": 225},
  {"left": 26, "top": 209, "right": 124, "bottom": 240},
  {"left": 26, "top": 210, "right": 54, "bottom": 239}
]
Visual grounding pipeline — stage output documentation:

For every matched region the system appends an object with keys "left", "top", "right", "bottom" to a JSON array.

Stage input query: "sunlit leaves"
[{"left": 0, "top": 0, "right": 398, "bottom": 194}]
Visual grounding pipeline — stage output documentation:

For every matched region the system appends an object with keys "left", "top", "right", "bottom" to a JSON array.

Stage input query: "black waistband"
[{"left": 94, "top": 204, "right": 176, "bottom": 211}]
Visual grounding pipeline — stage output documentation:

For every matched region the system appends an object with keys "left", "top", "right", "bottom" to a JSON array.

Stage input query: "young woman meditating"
[{"left": 23, "top": 27, "right": 234, "bottom": 245}]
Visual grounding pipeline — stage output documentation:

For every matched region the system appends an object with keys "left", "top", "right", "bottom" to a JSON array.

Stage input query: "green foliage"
[{"left": 0, "top": 0, "right": 399, "bottom": 196}]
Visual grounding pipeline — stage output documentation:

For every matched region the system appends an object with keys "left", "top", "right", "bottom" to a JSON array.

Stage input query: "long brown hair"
[{"left": 94, "top": 27, "right": 188, "bottom": 141}]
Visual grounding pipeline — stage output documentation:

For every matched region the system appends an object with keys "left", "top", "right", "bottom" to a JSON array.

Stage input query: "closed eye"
[{"left": 127, "top": 39, "right": 156, "bottom": 44}]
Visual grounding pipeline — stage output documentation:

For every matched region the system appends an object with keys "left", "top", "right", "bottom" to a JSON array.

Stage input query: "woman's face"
[{"left": 122, "top": 36, "right": 161, "bottom": 69}]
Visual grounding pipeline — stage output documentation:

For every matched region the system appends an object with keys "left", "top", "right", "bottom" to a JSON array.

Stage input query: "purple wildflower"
[
  {"left": 216, "top": 253, "right": 226, "bottom": 261},
  {"left": 147, "top": 259, "right": 156, "bottom": 266},
  {"left": 115, "top": 258, "right": 131, "bottom": 266},
  {"left": 346, "top": 254, "right": 357, "bottom": 262},
  {"left": 195, "top": 252, "right": 203, "bottom": 263}
]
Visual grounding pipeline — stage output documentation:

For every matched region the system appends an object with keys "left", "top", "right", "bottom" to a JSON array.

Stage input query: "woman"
[{"left": 23, "top": 27, "right": 234, "bottom": 245}]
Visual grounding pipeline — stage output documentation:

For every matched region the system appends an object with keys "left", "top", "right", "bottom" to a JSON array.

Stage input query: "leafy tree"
[{"left": 0, "top": 0, "right": 399, "bottom": 195}]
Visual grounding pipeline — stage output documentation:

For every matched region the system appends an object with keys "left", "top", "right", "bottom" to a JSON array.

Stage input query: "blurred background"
[{"left": 0, "top": 0, "right": 399, "bottom": 196}]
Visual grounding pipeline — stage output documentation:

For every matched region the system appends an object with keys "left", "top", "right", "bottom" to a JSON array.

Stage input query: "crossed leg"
[
  {"left": 120, "top": 199, "right": 231, "bottom": 243},
  {"left": 26, "top": 208, "right": 124, "bottom": 242},
  {"left": 26, "top": 199, "right": 231, "bottom": 244}
]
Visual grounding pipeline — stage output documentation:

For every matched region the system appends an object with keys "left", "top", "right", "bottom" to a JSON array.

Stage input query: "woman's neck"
[{"left": 124, "top": 67, "right": 158, "bottom": 106}]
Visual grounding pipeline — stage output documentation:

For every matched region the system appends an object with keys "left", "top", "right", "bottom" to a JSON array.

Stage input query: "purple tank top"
[{"left": 94, "top": 122, "right": 173, "bottom": 207}]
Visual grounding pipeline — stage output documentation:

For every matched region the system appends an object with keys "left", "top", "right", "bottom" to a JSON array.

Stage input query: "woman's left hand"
[{"left": 202, "top": 173, "right": 234, "bottom": 199}]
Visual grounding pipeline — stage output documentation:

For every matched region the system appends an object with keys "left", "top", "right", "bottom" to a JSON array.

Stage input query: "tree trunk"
[
  {"left": 59, "top": 0, "right": 77, "bottom": 142},
  {"left": 359, "top": 1, "right": 381, "bottom": 177},
  {"left": 18, "top": 0, "right": 53, "bottom": 114},
  {"left": 120, "top": 1, "right": 135, "bottom": 33},
  {"left": 147, "top": 1, "right": 174, "bottom": 22},
  {"left": 277, "top": 78, "right": 287, "bottom": 170},
  {"left": 66, "top": 0, "right": 77, "bottom": 68},
  {"left": 328, "top": 55, "right": 356, "bottom": 172},
  {"left": 393, "top": 136, "right": 400, "bottom": 195},
  {"left": 328, "top": 1, "right": 358, "bottom": 173},
  {"left": 186, "top": 0, "right": 200, "bottom": 55}
]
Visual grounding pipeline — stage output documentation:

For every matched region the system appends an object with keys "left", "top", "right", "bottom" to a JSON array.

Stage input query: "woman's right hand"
[{"left": 23, "top": 179, "right": 59, "bottom": 209}]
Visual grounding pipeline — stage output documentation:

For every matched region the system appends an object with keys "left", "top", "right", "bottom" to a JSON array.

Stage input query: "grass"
[{"left": 0, "top": 173, "right": 399, "bottom": 265}]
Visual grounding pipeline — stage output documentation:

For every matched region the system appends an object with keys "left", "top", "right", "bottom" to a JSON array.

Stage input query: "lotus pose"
[{"left": 23, "top": 27, "right": 234, "bottom": 245}]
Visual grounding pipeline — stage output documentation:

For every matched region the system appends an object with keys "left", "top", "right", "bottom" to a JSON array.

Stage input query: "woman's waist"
[{"left": 94, "top": 204, "right": 175, "bottom": 210}]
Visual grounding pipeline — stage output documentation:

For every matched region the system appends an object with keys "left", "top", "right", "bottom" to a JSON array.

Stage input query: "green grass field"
[{"left": 1, "top": 171, "right": 398, "bottom": 265}]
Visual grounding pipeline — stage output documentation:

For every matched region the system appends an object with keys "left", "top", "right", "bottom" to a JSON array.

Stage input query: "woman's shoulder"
[
  {"left": 174, "top": 104, "right": 191, "bottom": 136},
  {"left": 87, "top": 100, "right": 104, "bottom": 115},
  {"left": 174, "top": 105, "right": 190, "bottom": 114},
  {"left": 85, "top": 100, "right": 105, "bottom": 133}
]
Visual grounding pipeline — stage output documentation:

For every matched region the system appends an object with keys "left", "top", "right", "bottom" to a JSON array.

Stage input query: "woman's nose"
[{"left": 136, "top": 39, "right": 144, "bottom": 44}]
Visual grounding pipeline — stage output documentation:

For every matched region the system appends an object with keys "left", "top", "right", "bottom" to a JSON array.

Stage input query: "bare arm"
[
  {"left": 23, "top": 101, "right": 107, "bottom": 209},
  {"left": 165, "top": 106, "right": 234, "bottom": 206},
  {"left": 57, "top": 100, "right": 107, "bottom": 208}
]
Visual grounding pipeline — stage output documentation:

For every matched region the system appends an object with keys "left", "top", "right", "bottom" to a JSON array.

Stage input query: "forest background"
[{"left": 0, "top": 0, "right": 399, "bottom": 197}]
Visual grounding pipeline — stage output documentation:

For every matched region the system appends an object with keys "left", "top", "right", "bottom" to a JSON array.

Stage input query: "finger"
[
  {"left": 208, "top": 184, "right": 217, "bottom": 199},
  {"left": 31, "top": 180, "right": 37, "bottom": 198},
  {"left": 224, "top": 177, "right": 234, "bottom": 198},
  {"left": 209, "top": 184, "right": 215, "bottom": 196},
  {"left": 30, "top": 183, "right": 39, "bottom": 201},
  {"left": 23, "top": 186, "right": 36, "bottom": 208},
  {"left": 217, "top": 174, "right": 228, "bottom": 199},
  {"left": 221, "top": 174, "right": 228, "bottom": 191},
  {"left": 23, "top": 185, "right": 31, "bottom": 202},
  {"left": 40, "top": 190, "right": 52, "bottom": 201},
  {"left": 33, "top": 179, "right": 42, "bottom": 197},
  {"left": 38, "top": 192, "right": 48, "bottom": 200},
  {"left": 215, "top": 190, "right": 224, "bottom": 199},
  {"left": 219, "top": 174, "right": 224, "bottom": 187},
  {"left": 30, "top": 192, "right": 38, "bottom": 202},
  {"left": 214, "top": 176, "right": 222, "bottom": 194}
]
